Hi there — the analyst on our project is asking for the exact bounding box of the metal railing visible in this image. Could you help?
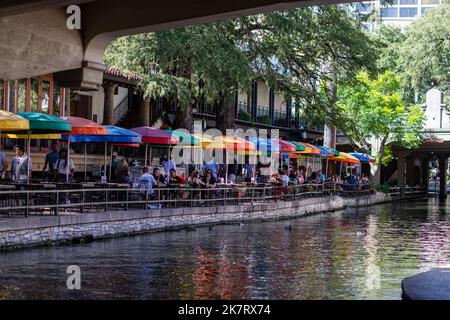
[113,95,129,124]
[0,183,429,218]
[388,185,426,197]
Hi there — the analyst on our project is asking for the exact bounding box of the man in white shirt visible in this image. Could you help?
[11,146,32,182]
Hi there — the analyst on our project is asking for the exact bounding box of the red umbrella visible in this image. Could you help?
[270,139,296,153]
[131,127,179,167]
[131,127,179,145]
[61,116,108,135]
[60,116,108,182]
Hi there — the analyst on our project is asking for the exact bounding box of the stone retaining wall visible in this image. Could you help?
[0,192,414,250]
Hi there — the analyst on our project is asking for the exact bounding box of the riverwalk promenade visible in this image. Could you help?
[0,183,428,250]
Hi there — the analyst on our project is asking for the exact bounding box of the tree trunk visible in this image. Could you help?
[173,102,193,131]
[372,139,387,185]
[216,91,235,133]
[173,53,194,131]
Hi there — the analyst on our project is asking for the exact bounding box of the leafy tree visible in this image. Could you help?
[105,23,255,131]
[106,6,378,133]
[337,71,425,184]
[242,6,377,134]
[375,5,450,104]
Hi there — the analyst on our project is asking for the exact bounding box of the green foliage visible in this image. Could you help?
[337,70,425,166]
[375,183,391,194]
[372,5,450,104]
[238,111,252,122]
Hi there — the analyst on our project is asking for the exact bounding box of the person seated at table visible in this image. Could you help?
[203,159,218,179]
[187,171,202,188]
[115,159,131,184]
[280,169,290,187]
[152,167,167,187]
[348,174,359,188]
[168,168,186,185]
[360,174,370,185]
[309,171,318,183]
[53,149,74,182]
[317,170,326,183]
[295,169,305,185]
[162,155,177,177]
[11,145,32,183]
[270,171,282,185]
[138,167,157,202]
[43,141,58,182]
[199,170,217,189]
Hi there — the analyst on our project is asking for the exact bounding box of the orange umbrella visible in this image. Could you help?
[330,152,360,164]
[215,135,256,151]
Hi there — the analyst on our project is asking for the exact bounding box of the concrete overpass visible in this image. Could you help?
[0,0,349,89]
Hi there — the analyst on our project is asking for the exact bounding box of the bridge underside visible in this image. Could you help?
[0,0,351,89]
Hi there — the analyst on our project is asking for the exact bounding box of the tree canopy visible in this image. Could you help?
[374,5,450,104]
[105,5,377,131]
[337,70,425,182]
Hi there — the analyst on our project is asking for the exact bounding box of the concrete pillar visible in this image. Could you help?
[439,156,448,199]
[324,125,337,148]
[140,97,150,127]
[103,83,116,125]
[397,155,406,195]
[421,157,429,191]
[64,88,71,117]
[405,156,416,186]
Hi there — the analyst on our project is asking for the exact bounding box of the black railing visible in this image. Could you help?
[256,105,270,124]
[0,182,422,218]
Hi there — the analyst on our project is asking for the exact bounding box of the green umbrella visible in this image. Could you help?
[287,141,307,152]
[13,112,72,181]
[18,112,72,134]
[321,145,340,156]
[166,129,200,146]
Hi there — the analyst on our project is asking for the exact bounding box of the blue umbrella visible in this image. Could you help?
[61,126,142,181]
[349,152,375,163]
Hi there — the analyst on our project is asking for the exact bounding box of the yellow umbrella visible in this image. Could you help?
[2,133,61,139]
[0,110,29,131]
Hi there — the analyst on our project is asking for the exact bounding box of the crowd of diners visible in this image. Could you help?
[0,143,370,197]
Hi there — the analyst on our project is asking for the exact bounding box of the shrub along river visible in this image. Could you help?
[1,198,449,299]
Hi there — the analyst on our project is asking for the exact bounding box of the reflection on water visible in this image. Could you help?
[1,198,450,300]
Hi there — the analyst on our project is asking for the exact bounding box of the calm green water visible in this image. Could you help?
[1,198,450,300]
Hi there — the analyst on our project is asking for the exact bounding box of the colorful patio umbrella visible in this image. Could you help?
[60,116,108,182]
[270,139,296,153]
[296,142,321,156]
[330,152,360,164]
[349,152,376,164]
[166,129,200,146]
[0,110,29,131]
[61,125,141,180]
[247,137,280,156]
[7,113,72,180]
[131,127,179,167]
[287,141,306,153]
[131,127,179,145]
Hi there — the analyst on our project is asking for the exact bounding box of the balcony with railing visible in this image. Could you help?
[274,109,287,127]
[236,102,251,121]
[256,105,270,124]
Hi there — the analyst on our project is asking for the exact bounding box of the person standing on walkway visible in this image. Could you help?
[0,149,8,181]
[11,145,32,183]
[53,149,74,182]
[43,142,58,181]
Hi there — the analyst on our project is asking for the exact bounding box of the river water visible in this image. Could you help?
[1,198,450,300]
